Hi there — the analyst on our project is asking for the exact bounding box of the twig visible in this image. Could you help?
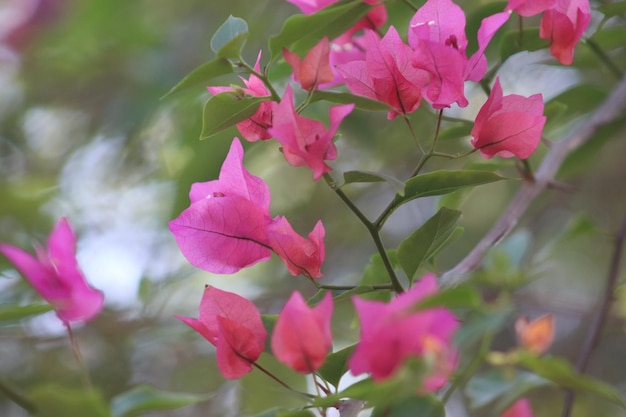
[560,217,626,417]
[440,75,626,286]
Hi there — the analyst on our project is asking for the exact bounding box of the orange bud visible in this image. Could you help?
[515,314,554,355]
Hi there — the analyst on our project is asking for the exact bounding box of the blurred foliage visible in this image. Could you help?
[0,0,625,416]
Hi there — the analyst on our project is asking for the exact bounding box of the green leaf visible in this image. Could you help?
[466,369,551,414]
[269,1,371,58]
[317,345,355,388]
[256,409,315,417]
[310,91,391,112]
[517,354,625,407]
[596,1,626,18]
[29,385,110,417]
[372,395,444,417]
[386,170,505,220]
[413,284,481,311]
[111,385,210,417]
[397,207,462,281]
[210,16,248,59]
[343,170,406,196]
[0,303,54,323]
[499,29,549,61]
[454,309,511,347]
[544,84,607,132]
[589,26,626,50]
[437,124,473,141]
[357,250,399,301]
[161,58,233,99]
[261,314,278,352]
[200,93,268,139]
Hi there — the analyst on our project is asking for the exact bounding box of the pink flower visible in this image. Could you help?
[285,0,388,88]
[269,84,353,180]
[0,218,104,324]
[169,138,273,274]
[540,0,590,65]
[338,26,429,119]
[471,77,546,159]
[177,286,267,379]
[271,291,333,373]
[267,217,325,278]
[408,0,470,108]
[170,138,326,277]
[408,0,512,107]
[284,37,334,91]
[349,274,458,388]
[207,51,273,141]
[506,0,590,65]
[500,398,536,417]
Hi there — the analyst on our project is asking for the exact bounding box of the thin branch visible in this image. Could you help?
[441,75,626,286]
[560,217,626,417]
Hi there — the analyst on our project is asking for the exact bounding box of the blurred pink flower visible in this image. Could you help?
[177,286,267,379]
[284,37,334,91]
[338,26,429,119]
[506,0,590,64]
[169,138,326,277]
[500,398,536,417]
[0,218,104,324]
[269,84,353,180]
[349,274,458,389]
[207,51,273,141]
[471,77,546,159]
[271,291,333,373]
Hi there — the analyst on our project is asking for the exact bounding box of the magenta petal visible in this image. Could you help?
[271,291,333,373]
[169,196,272,274]
[408,0,468,52]
[466,11,512,82]
[473,111,546,159]
[267,217,325,278]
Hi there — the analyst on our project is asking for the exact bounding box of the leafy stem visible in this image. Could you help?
[560,217,626,417]
[323,173,404,293]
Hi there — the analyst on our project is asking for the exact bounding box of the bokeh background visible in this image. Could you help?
[1,0,625,416]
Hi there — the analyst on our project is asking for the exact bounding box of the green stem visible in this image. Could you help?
[0,379,37,414]
[584,38,623,80]
[403,115,425,153]
[323,174,404,293]
[251,361,316,400]
[65,323,93,391]
[315,283,394,291]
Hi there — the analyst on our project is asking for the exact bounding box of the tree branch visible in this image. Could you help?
[560,216,626,417]
[441,76,626,286]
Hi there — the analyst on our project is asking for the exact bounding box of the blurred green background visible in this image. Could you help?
[1,0,625,416]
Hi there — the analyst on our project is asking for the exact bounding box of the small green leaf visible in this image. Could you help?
[343,170,406,196]
[589,26,626,50]
[200,93,268,139]
[210,16,248,59]
[413,284,481,311]
[310,91,391,112]
[0,303,54,323]
[372,395,444,417]
[596,1,626,18]
[261,314,278,353]
[161,58,233,99]
[111,385,210,417]
[358,250,399,301]
[317,345,355,388]
[466,369,551,413]
[386,170,505,221]
[29,385,110,417]
[517,354,625,407]
[499,29,549,61]
[269,1,371,58]
[437,124,473,141]
[454,309,511,347]
[397,208,463,281]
